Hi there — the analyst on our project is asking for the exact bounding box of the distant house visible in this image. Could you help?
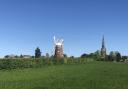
[4,54,31,59]
[22,55,31,59]
[4,54,17,59]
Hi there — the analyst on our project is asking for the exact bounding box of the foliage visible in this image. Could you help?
[81,53,88,58]
[116,52,121,62]
[35,47,41,58]
[0,57,95,70]
[0,59,35,69]
[81,52,100,61]
[108,51,122,62]
[122,56,128,62]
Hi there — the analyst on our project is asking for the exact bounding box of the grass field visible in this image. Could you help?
[0,61,128,89]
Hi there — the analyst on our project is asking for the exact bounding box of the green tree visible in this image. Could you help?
[109,51,116,61]
[46,53,49,58]
[95,50,101,60]
[81,53,88,58]
[63,54,68,58]
[116,52,121,62]
[109,51,121,62]
[35,47,41,58]
[122,56,127,62]
[31,56,35,58]
[15,55,19,58]
[20,54,23,58]
[4,55,9,59]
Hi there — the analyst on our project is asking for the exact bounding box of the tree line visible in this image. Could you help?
[81,50,128,62]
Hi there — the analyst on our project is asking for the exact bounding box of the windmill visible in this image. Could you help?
[53,36,64,59]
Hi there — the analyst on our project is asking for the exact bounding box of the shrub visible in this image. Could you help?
[0,59,35,69]
[0,57,92,70]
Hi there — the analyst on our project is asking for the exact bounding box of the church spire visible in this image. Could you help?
[102,35,105,48]
[101,35,106,60]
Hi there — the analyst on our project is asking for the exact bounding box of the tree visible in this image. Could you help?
[4,55,9,58]
[122,56,127,62]
[70,56,74,59]
[81,53,88,58]
[35,47,41,58]
[20,54,23,58]
[63,54,68,58]
[15,55,19,58]
[109,51,116,61]
[31,56,35,58]
[116,52,121,62]
[109,51,121,62]
[46,53,49,58]
[95,50,101,60]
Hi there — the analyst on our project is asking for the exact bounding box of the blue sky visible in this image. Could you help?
[0,0,128,57]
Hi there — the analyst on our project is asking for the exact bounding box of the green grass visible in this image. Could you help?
[0,61,128,89]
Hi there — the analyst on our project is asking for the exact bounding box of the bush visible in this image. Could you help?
[0,59,36,69]
[0,57,91,70]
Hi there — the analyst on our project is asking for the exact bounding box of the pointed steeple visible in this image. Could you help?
[101,35,106,59]
[102,35,105,48]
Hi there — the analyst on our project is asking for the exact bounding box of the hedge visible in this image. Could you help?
[0,58,90,69]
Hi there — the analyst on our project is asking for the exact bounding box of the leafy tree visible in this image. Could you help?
[20,54,23,58]
[63,54,68,58]
[109,51,121,62]
[122,56,127,62]
[88,53,97,60]
[35,47,41,58]
[109,51,116,61]
[116,52,121,62]
[95,50,101,60]
[81,53,88,58]
[15,55,19,58]
[31,56,35,58]
[46,53,49,58]
[70,56,74,59]
[4,55,9,58]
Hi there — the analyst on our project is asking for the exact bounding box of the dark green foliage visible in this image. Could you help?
[35,47,41,58]
[108,51,122,62]
[81,52,99,61]
[20,54,23,58]
[4,55,9,58]
[0,57,94,70]
[0,59,36,69]
[116,52,121,62]
[81,53,88,58]
[52,58,64,65]
[63,54,67,58]
[122,56,127,62]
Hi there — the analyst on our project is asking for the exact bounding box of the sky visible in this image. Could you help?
[0,0,128,57]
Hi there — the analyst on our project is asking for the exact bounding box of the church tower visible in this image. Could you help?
[101,36,106,59]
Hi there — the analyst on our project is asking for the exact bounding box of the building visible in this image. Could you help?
[55,44,63,59]
[22,55,31,59]
[101,36,107,59]
[4,54,17,59]
[54,36,64,59]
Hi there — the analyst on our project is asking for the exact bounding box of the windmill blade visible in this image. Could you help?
[61,39,64,44]
[53,36,56,44]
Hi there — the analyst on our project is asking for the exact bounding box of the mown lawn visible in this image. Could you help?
[0,61,128,89]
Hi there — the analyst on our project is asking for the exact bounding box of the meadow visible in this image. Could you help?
[0,61,128,89]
